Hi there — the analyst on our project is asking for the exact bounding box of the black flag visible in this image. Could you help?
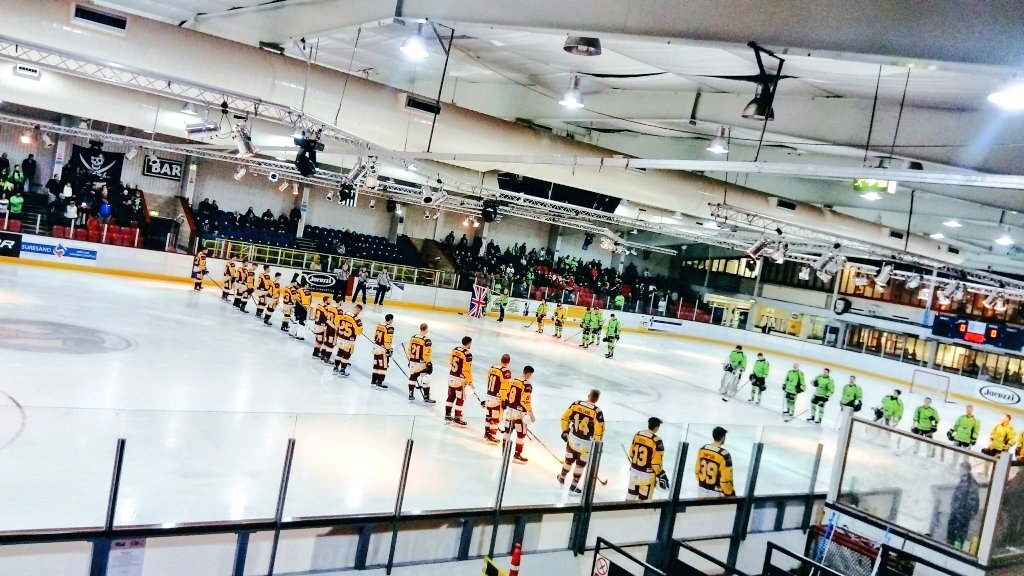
[65,143,125,190]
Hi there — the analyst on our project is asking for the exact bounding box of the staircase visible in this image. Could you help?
[416,238,456,271]
[397,235,427,268]
[18,192,52,235]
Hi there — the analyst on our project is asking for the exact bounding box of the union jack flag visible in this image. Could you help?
[469,284,488,318]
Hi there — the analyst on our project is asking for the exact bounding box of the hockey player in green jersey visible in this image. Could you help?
[748,353,769,404]
[911,397,940,438]
[720,345,747,399]
[782,363,806,416]
[808,368,835,424]
[604,314,621,358]
[875,390,904,427]
[579,308,594,348]
[839,375,863,413]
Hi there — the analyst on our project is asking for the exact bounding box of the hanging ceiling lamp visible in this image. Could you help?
[741,83,775,121]
[559,74,585,109]
[563,36,602,56]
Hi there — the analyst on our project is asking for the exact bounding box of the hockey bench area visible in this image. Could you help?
[1,255,1024,575]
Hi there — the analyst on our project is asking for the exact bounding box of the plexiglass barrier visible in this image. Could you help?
[837,418,996,557]
[0,410,830,535]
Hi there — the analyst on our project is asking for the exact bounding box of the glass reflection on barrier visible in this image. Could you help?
[992,461,1024,561]
[838,418,994,556]
[0,407,124,531]
[756,426,826,496]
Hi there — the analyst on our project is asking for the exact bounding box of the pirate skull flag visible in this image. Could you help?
[66,143,125,188]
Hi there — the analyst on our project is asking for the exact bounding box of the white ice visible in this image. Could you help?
[0,265,1007,532]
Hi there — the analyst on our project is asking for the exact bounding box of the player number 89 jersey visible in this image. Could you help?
[695,444,734,496]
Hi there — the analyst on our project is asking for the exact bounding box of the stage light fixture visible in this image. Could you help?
[325,190,333,202]
[233,166,247,181]
[268,171,279,182]
[559,74,585,109]
[433,210,441,220]
[232,122,257,157]
[995,296,1008,312]
[706,126,729,154]
[125,147,138,160]
[42,133,54,148]
[765,242,788,264]
[918,287,931,300]
[741,82,775,121]
[746,236,770,259]
[904,274,922,290]
[563,36,602,56]
[481,199,499,223]
[278,181,288,192]
[294,136,321,177]
[181,102,198,116]
[19,129,32,144]
[983,292,999,309]
[874,264,892,289]
[292,183,299,196]
[798,266,811,281]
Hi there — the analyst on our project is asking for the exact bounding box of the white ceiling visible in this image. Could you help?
[88,0,1024,261]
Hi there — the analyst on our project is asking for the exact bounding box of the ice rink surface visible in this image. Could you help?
[0,265,1008,531]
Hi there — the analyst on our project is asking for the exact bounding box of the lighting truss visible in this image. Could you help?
[0,35,375,154]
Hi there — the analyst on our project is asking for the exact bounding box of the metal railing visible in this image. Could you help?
[201,237,460,289]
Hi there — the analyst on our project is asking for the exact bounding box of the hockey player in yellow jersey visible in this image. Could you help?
[333,304,363,377]
[233,261,251,311]
[695,426,734,497]
[535,301,549,334]
[482,354,512,444]
[221,255,237,301]
[191,248,208,291]
[406,323,437,404]
[240,261,256,313]
[445,337,475,427]
[280,278,297,335]
[262,273,282,326]
[504,366,536,463]
[294,282,312,340]
[310,295,333,360]
[628,417,669,501]
[254,264,273,320]
[558,389,605,495]
[553,303,567,338]
[371,314,395,390]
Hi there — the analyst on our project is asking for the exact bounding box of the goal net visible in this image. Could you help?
[911,369,952,403]
[806,524,880,576]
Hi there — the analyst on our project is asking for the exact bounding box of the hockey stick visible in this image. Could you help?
[396,339,430,400]
[722,376,749,403]
[562,328,584,342]
[522,320,535,329]
[527,429,608,486]
[784,408,811,423]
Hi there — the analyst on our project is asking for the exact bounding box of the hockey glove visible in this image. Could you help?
[657,472,670,490]
[561,431,569,442]
[946,429,955,441]
[480,400,486,407]
[386,348,393,358]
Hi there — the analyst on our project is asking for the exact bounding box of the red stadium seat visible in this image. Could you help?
[87,230,100,243]
[52,225,65,238]
[74,229,87,241]
[9,219,21,233]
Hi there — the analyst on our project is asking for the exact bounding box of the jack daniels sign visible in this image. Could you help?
[63,141,125,192]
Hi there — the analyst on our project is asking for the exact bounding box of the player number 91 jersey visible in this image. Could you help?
[695,445,734,496]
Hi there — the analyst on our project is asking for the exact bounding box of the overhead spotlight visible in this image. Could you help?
[994,295,1008,312]
[874,264,892,289]
[918,287,931,300]
[481,199,499,223]
[395,205,403,216]
[904,274,922,290]
[472,218,480,228]
[42,133,54,148]
[745,259,758,273]
[952,283,966,301]
[432,210,441,220]
[812,245,843,283]
[706,126,729,154]
[267,171,279,182]
[798,266,811,281]
[292,183,299,196]
[563,36,602,56]
[559,74,585,109]
[364,163,379,190]
[185,120,219,135]
[386,199,397,213]
[400,24,429,60]
[765,242,788,264]
[463,217,470,227]
[421,181,445,205]
[745,236,770,259]
[125,147,138,160]
[233,166,247,181]
[983,292,1000,309]
[995,234,1015,246]
[181,102,198,116]
[423,211,432,220]
[232,122,257,157]
[278,181,289,192]
[325,189,333,202]
[290,127,304,140]
[19,129,32,145]
[741,82,775,121]
[940,281,959,300]
[368,199,376,209]
[988,84,1024,111]
[854,274,870,287]
[406,162,418,172]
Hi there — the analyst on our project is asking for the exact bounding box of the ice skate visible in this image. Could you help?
[512,453,528,463]
[452,417,468,428]
[568,485,582,495]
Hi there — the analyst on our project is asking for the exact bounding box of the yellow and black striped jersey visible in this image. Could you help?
[268,282,281,299]
[298,288,312,306]
[245,269,255,289]
[555,306,567,322]
[225,260,236,277]
[374,323,394,348]
[324,306,340,329]
[408,335,432,363]
[449,346,473,381]
[282,286,295,305]
[507,378,533,414]
[695,444,734,496]
[336,312,362,340]
[193,253,206,269]
[628,430,665,475]
[561,400,605,442]
[486,365,512,403]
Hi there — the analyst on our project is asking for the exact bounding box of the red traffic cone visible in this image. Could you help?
[509,543,522,576]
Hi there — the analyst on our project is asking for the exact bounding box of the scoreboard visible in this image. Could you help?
[931,314,1024,351]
